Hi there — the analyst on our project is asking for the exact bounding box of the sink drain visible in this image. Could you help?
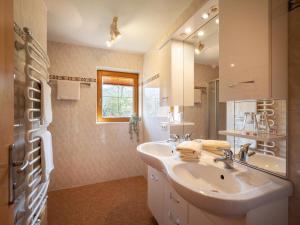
[220,174,225,180]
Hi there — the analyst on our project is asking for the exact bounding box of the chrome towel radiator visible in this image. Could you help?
[256,100,277,156]
[13,25,50,225]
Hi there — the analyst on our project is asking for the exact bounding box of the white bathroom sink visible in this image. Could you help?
[172,163,241,194]
[137,141,292,216]
[137,142,175,171]
[138,142,175,157]
[247,153,286,176]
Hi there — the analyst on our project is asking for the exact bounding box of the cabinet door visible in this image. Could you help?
[188,204,245,225]
[159,40,186,107]
[219,0,270,102]
[183,43,194,106]
[164,183,188,225]
[148,167,165,225]
[159,42,171,106]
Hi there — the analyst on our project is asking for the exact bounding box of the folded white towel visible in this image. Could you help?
[57,80,80,100]
[176,141,202,152]
[39,131,54,182]
[180,156,200,162]
[41,78,52,126]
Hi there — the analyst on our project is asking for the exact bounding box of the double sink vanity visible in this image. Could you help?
[139,0,291,224]
[137,142,292,225]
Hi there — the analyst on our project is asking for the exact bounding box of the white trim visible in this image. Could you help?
[96,66,141,75]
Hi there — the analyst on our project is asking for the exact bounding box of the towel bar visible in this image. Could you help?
[13,24,50,225]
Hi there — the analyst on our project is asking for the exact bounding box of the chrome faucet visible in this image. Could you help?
[167,134,180,143]
[183,133,192,141]
[238,143,255,162]
[214,148,234,169]
[167,133,192,143]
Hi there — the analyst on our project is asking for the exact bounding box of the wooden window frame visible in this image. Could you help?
[97,70,138,122]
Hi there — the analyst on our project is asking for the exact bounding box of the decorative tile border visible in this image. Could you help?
[141,73,159,86]
[49,74,96,83]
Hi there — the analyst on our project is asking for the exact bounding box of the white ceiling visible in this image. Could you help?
[45,0,193,53]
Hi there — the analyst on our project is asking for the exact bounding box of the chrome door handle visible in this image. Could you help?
[9,144,16,204]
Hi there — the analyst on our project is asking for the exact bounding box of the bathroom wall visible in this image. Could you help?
[47,41,145,191]
[288,7,300,225]
[14,0,47,50]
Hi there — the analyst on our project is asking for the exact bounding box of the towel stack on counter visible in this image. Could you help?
[201,140,231,156]
[176,141,202,162]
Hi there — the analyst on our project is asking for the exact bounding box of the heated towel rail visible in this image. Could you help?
[256,100,277,156]
[13,25,50,225]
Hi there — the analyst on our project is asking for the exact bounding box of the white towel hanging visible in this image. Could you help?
[41,78,52,126]
[39,130,54,182]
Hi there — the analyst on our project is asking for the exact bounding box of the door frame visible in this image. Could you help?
[0,0,14,224]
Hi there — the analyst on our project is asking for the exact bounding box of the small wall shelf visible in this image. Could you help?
[218,130,286,142]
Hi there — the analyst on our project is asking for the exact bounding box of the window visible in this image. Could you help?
[97,70,138,122]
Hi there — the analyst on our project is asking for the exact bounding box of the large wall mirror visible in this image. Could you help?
[181,14,287,177]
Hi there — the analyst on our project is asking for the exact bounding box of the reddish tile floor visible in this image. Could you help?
[48,176,158,225]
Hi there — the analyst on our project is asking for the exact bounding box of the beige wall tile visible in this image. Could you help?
[47,41,145,191]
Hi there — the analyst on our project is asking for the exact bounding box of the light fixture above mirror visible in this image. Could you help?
[106,16,122,47]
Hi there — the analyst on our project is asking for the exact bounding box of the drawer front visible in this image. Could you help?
[164,183,188,225]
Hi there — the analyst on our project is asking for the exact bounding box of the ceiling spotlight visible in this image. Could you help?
[106,40,112,47]
[201,13,209,19]
[185,27,192,34]
[116,33,122,40]
[106,16,122,47]
[215,18,219,24]
[198,31,204,36]
[195,42,205,55]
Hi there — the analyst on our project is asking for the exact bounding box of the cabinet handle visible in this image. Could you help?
[150,174,159,182]
[170,192,180,204]
[168,210,180,225]
[150,174,155,180]
[228,80,255,88]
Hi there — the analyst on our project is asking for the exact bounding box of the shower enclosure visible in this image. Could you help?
[207,79,226,140]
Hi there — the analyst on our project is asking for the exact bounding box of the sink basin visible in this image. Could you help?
[247,153,286,176]
[138,142,174,157]
[137,142,175,171]
[168,160,291,216]
[172,163,240,194]
[137,141,292,216]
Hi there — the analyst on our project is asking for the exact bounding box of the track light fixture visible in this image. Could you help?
[195,42,205,55]
[106,16,122,47]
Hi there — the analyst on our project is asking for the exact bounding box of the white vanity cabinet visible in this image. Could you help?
[219,0,288,102]
[159,40,194,106]
[147,165,288,225]
[148,167,165,225]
